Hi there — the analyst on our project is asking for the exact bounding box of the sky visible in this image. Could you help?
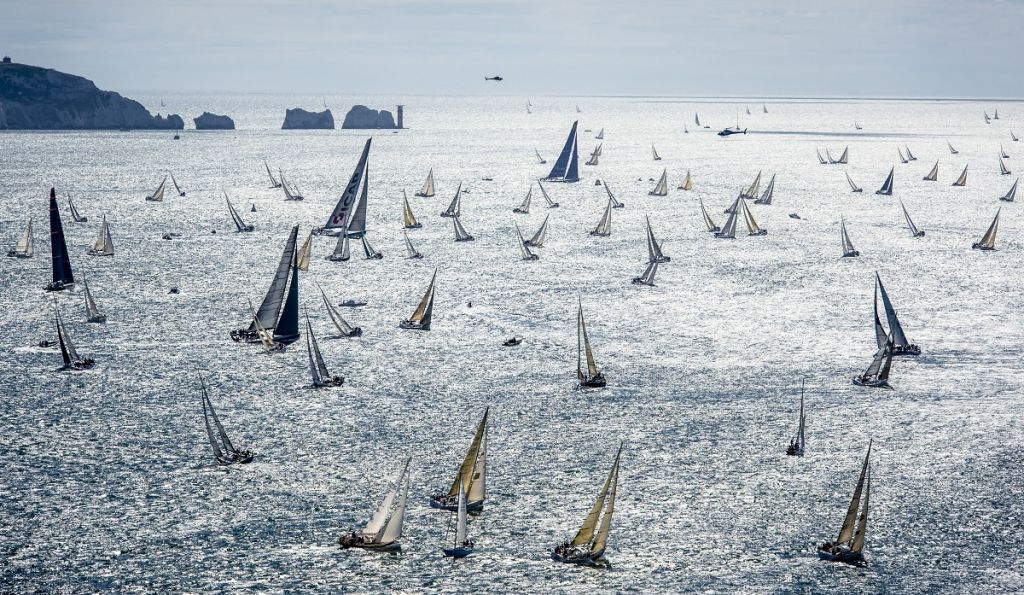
[2,0,1021,98]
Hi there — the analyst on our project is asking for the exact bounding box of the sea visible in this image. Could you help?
[1,94,1022,593]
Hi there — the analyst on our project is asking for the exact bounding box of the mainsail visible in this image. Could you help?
[264,160,281,188]
[416,168,436,197]
[513,187,532,214]
[923,161,939,181]
[526,214,549,247]
[974,209,1000,250]
[1000,177,1019,202]
[545,121,580,182]
[225,192,253,232]
[952,165,968,187]
[272,241,301,344]
[322,138,371,235]
[678,170,693,191]
[900,201,924,236]
[88,215,114,256]
[875,167,894,195]
[754,174,776,205]
[8,217,33,257]
[590,198,613,236]
[441,183,462,218]
[648,169,669,196]
[840,217,858,257]
[47,188,75,289]
[249,226,299,333]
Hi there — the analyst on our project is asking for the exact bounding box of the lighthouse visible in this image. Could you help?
[396,105,404,129]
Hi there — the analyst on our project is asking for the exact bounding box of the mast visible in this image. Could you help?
[322,138,371,234]
[47,188,75,288]
[545,121,580,182]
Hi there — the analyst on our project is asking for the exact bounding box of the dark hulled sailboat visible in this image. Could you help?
[545,121,580,183]
[230,226,299,343]
[875,274,921,356]
[818,442,871,566]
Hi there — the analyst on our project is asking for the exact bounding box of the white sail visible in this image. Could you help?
[362,459,409,537]
[454,481,469,545]
[652,145,661,161]
[416,168,436,197]
[678,170,693,191]
[836,147,849,164]
[840,216,857,256]
[88,216,114,256]
[403,230,421,258]
[754,174,775,205]
[699,199,719,232]
[375,477,409,544]
[9,217,33,257]
[923,161,939,181]
[535,149,547,164]
[515,223,538,260]
[975,209,1000,249]
[648,169,668,196]
[952,165,968,187]
[526,214,549,247]
[1000,178,1019,202]
[538,181,558,208]
[947,141,959,154]
[147,177,167,202]
[590,198,613,236]
[740,171,762,199]
[452,215,473,241]
[604,183,622,207]
[741,199,764,235]
[513,187,532,213]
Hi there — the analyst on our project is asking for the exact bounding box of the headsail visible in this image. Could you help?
[47,188,75,288]
[322,138,371,235]
[272,241,301,344]
[248,226,298,332]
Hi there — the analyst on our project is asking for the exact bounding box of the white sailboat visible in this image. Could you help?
[854,338,894,389]
[145,176,167,202]
[200,378,253,465]
[631,260,658,286]
[318,284,362,337]
[576,300,606,388]
[452,215,475,242]
[585,143,601,166]
[835,147,849,165]
[83,278,106,323]
[652,145,662,161]
[55,306,94,370]
[1011,130,1019,142]
[898,147,908,164]
[403,230,423,259]
[442,481,474,558]
[595,128,604,140]
[552,444,622,565]
[900,201,925,237]
[699,199,721,233]
[399,269,436,330]
[648,169,669,196]
[972,209,1000,251]
[7,217,33,258]
[87,215,114,256]
[589,198,613,237]
[739,171,762,199]
[818,442,872,566]
[840,216,859,257]
[999,155,1011,176]
[1000,145,1010,159]
[846,170,864,193]
[305,313,344,387]
[281,172,304,201]
[999,177,1019,202]
[525,214,549,247]
[339,458,411,551]
[67,194,88,222]
[740,198,766,236]
[430,409,488,511]
[786,382,806,456]
[515,222,539,261]
[441,183,462,217]
[952,165,968,187]
[923,161,939,182]
[947,140,959,154]
[754,174,776,205]
[416,168,436,197]
[816,149,827,165]
[402,190,421,229]
[904,146,917,161]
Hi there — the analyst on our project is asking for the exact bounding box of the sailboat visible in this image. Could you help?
[825,148,836,164]
[576,104,581,113]
[699,199,721,233]
[1012,130,1019,142]
[923,161,939,181]
[846,171,863,193]
[86,215,114,257]
[403,230,423,259]
[763,104,768,114]
[947,140,959,154]
[754,174,776,205]
[972,209,1000,251]
[604,183,624,208]
[715,205,738,239]
[818,442,872,566]
[999,155,1011,176]
[67,194,88,222]
[264,160,282,188]
[452,215,475,242]
[80,278,106,324]
[399,269,436,330]
[513,222,539,261]
[596,128,604,140]
[875,274,921,356]
[645,216,670,262]
[649,170,669,196]
[900,201,925,237]
[248,299,284,352]
[786,382,806,456]
[840,216,859,257]
[513,187,532,214]
[590,198,613,237]
[695,113,702,127]
[230,226,299,343]
[816,149,827,165]
[652,145,662,161]
[525,215,549,247]
[552,444,622,565]
[318,284,362,337]
[225,192,254,232]
[739,171,762,200]
[585,144,601,166]
[544,121,581,183]
[55,306,94,370]
[305,313,344,387]
[875,167,894,195]
[145,176,167,202]
[538,180,559,208]
[526,102,532,114]
[7,217,33,258]
[430,409,488,511]
[441,183,462,217]
[904,146,917,161]
[999,177,1019,202]
[416,168,436,197]
[1000,145,1010,159]
[361,235,383,259]
[171,173,186,197]
[994,108,1000,120]
[201,379,253,464]
[327,223,351,262]
[442,481,474,558]
[631,260,658,286]
[532,148,547,165]
[45,188,75,291]
[853,338,894,389]
[854,121,863,130]
[684,123,689,134]
[835,147,849,165]
[315,139,371,237]
[897,147,908,164]
[296,231,314,271]
[281,173,304,201]
[678,170,693,191]
[746,106,751,115]
[576,299,606,388]
[985,111,992,124]
[401,190,422,229]
[952,165,968,186]
[339,458,411,551]
[741,199,767,236]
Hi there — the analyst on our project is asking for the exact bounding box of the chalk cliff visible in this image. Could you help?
[281,108,334,129]
[341,105,399,129]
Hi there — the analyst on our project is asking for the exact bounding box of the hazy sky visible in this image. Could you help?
[2,0,1021,98]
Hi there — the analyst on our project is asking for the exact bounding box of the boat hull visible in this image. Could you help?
[45,281,75,292]
[748,230,768,236]
[842,251,860,258]
[429,496,484,512]
[339,535,401,552]
[852,377,891,389]
[442,546,473,558]
[818,547,865,566]
[972,243,997,251]
[405,223,423,229]
[579,375,606,388]
[631,278,653,286]
[314,376,345,388]
[399,320,430,331]
[7,251,31,258]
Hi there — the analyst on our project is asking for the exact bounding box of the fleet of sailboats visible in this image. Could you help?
[430,409,488,511]
[552,444,621,565]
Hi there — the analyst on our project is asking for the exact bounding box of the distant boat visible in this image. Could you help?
[230,226,299,343]
[171,173,186,197]
[225,192,254,232]
[947,140,959,155]
[818,442,871,565]
[327,223,351,262]
[145,176,167,202]
[399,269,437,331]
[699,199,721,233]
[875,167,894,195]
[952,165,968,187]
[840,216,859,257]
[535,149,547,165]
[526,102,532,114]
[897,147,908,164]
[441,183,463,217]
[904,146,917,161]
[67,194,88,222]
[339,458,411,551]
[442,480,474,559]
[900,201,925,237]
[763,104,768,114]
[648,169,669,196]
[545,121,581,183]
[576,300,606,388]
[552,444,621,565]
[403,230,423,259]
[695,113,702,127]
[1000,145,1010,159]
[361,235,383,259]
[604,182,624,208]
[746,106,751,115]
[985,111,992,124]
[999,177,1019,202]
[739,171,762,200]
[994,108,1000,120]
[318,284,362,337]
[846,170,863,193]
[7,217,33,258]
[576,104,581,113]
[80,277,106,324]
[596,128,604,140]
[999,155,1011,176]
[923,161,939,182]
[684,124,689,134]
[430,409,488,511]
[678,170,693,191]
[715,204,738,239]
[264,160,282,188]
[87,215,114,256]
[972,209,1000,251]
[875,273,921,356]
[835,147,849,165]
[786,382,806,456]
[402,190,421,229]
[296,231,314,271]
[645,215,670,262]
[754,174,776,205]
[631,260,658,286]
[538,180,559,208]
[741,199,767,236]
[825,148,836,164]
[525,214,549,247]
[854,336,894,389]
[416,168,436,197]
[515,222,539,261]
[280,172,304,201]
[513,187,533,214]
[200,379,252,464]
[45,188,75,292]
[452,215,475,242]
[305,313,344,387]
[816,149,827,165]
[854,121,863,130]
[55,306,94,370]
[585,144,601,166]
[1012,130,1019,142]
[652,145,662,161]
[590,197,613,237]
[251,203,257,213]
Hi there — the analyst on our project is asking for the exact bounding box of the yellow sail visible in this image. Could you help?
[682,170,692,191]
[571,445,622,549]
[592,457,620,554]
[402,191,418,227]
[409,270,437,323]
[447,409,489,497]
[851,467,870,553]
[296,231,313,271]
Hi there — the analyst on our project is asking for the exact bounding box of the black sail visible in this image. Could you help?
[48,188,74,287]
